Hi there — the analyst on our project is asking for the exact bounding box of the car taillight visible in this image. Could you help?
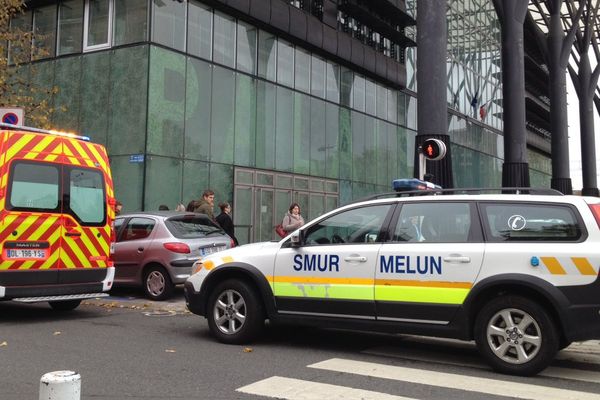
[589,204,600,229]
[163,242,191,254]
[230,238,236,248]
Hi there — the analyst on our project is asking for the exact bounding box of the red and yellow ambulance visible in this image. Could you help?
[0,123,115,310]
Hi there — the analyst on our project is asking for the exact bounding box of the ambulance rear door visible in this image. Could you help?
[1,131,66,276]
[59,138,111,271]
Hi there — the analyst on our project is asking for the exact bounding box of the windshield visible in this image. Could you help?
[165,215,224,239]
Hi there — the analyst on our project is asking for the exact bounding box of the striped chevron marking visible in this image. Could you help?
[308,358,600,400]
[236,376,415,400]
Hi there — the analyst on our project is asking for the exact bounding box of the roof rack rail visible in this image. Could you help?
[355,187,564,202]
[0,122,90,142]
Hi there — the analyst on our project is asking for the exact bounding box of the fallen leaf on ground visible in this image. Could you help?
[243,347,253,353]
[0,341,7,347]
[53,331,61,336]
[165,349,176,353]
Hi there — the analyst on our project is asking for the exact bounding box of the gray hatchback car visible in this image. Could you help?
[112,212,233,300]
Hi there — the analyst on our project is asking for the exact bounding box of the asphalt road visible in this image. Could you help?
[2,288,600,400]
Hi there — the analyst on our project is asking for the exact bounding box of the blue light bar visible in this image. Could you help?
[392,178,442,192]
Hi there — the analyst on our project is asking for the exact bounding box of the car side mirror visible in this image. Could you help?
[290,230,303,248]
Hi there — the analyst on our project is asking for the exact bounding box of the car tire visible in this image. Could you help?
[143,265,173,301]
[474,295,559,376]
[207,279,265,344]
[49,300,82,311]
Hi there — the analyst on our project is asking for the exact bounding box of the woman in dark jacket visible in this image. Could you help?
[216,202,239,246]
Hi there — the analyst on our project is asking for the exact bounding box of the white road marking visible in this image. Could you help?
[236,376,416,400]
[365,345,600,384]
[309,358,600,400]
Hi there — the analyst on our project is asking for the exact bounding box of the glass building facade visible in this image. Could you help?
[13,0,551,243]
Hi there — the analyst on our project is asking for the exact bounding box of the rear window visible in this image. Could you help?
[165,215,224,239]
[481,203,582,242]
[8,161,60,211]
[68,167,105,225]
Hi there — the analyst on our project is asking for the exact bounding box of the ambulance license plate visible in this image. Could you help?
[4,241,49,259]
[6,249,47,259]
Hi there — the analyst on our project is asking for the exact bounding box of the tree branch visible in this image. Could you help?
[561,0,586,66]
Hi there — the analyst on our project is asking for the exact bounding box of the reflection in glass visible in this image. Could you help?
[33,5,57,60]
[86,0,111,48]
[237,21,257,74]
[294,48,311,93]
[188,1,212,60]
[213,12,236,67]
[277,40,294,87]
[58,0,83,55]
[152,0,186,51]
[114,0,147,46]
[258,30,277,81]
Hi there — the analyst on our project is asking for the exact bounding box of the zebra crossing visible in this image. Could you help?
[236,340,600,399]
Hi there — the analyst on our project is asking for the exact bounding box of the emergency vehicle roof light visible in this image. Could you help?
[392,178,442,192]
[0,122,90,142]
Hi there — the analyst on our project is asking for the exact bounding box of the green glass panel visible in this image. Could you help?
[275,86,294,172]
[376,85,387,120]
[310,179,324,192]
[351,112,365,183]
[188,1,212,60]
[110,155,145,212]
[364,117,377,184]
[256,81,276,169]
[276,175,293,189]
[210,66,235,163]
[352,74,365,113]
[326,62,340,103]
[52,56,81,132]
[80,52,110,145]
[237,21,257,74]
[258,30,277,81]
[325,103,339,179]
[185,57,211,161]
[235,169,254,185]
[152,0,186,51]
[293,92,310,175]
[340,67,353,107]
[9,10,32,65]
[114,0,148,46]
[294,177,309,190]
[325,181,338,193]
[209,163,234,210]
[234,74,257,167]
[58,0,83,56]
[257,172,274,186]
[311,54,326,98]
[386,123,399,183]
[338,108,352,180]
[148,46,185,157]
[365,79,376,116]
[30,61,54,110]
[310,97,326,177]
[182,159,209,207]
[213,12,236,68]
[375,120,388,186]
[144,155,182,211]
[277,40,294,87]
[108,45,148,155]
[294,48,310,93]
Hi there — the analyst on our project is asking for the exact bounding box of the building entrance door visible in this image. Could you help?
[233,168,339,244]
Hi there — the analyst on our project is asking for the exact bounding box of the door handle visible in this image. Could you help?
[344,256,367,262]
[443,255,471,263]
[65,230,81,237]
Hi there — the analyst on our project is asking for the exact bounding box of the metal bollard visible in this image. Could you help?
[39,370,81,400]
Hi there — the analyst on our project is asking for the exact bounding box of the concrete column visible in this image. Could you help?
[577,51,599,196]
[414,0,453,188]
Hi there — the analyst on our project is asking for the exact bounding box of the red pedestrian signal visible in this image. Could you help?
[421,139,446,161]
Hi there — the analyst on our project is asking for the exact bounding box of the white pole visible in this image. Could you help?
[39,371,81,400]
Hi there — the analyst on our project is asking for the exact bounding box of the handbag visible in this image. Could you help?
[275,224,287,238]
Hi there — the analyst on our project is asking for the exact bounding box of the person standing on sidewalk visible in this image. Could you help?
[194,189,216,221]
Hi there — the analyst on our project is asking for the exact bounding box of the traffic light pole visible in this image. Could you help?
[418,150,426,181]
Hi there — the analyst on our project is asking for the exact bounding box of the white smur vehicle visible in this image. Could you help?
[185,187,600,376]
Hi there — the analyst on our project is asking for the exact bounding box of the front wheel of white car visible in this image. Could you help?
[207,279,264,344]
[474,295,558,376]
